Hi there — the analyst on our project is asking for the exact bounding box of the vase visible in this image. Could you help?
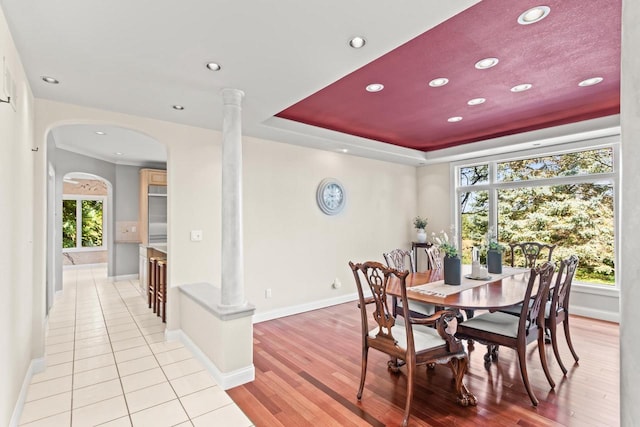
[443,256,461,285]
[416,228,427,243]
[487,250,502,274]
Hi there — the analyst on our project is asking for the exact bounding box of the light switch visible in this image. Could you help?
[190,230,203,241]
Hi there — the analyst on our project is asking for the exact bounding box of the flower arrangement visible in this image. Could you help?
[432,229,459,258]
[413,216,428,230]
[485,226,505,252]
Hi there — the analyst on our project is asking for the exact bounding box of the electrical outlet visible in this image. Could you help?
[190,230,203,241]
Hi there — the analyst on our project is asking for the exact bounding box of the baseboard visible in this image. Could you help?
[165,329,255,390]
[571,306,620,323]
[252,292,359,324]
[10,357,46,427]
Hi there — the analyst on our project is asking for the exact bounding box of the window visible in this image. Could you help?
[62,197,106,250]
[455,142,617,287]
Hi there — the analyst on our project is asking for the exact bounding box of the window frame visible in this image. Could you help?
[450,134,620,289]
[62,194,108,252]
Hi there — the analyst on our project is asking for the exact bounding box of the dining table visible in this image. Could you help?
[387,265,535,311]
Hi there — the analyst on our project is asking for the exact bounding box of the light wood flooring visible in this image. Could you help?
[228,303,619,426]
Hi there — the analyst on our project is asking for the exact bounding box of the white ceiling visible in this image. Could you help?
[2,0,482,165]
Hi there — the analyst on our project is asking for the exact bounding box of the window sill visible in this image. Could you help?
[573,282,619,298]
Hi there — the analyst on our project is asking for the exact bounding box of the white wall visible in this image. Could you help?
[0,6,37,426]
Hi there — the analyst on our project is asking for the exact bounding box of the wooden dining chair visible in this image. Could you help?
[547,255,580,374]
[349,261,476,426]
[508,242,556,268]
[425,245,443,270]
[383,249,436,318]
[455,262,556,406]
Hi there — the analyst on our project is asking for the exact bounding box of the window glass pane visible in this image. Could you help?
[459,164,488,186]
[81,200,103,247]
[497,148,613,182]
[460,190,488,264]
[62,200,77,248]
[498,183,614,285]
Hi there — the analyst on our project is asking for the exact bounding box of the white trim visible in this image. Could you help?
[165,329,255,390]
[252,292,359,324]
[571,307,619,323]
[9,358,46,427]
[573,283,620,298]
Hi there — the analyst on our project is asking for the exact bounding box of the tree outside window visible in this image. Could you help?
[62,198,104,250]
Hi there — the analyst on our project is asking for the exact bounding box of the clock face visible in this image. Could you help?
[317,178,346,215]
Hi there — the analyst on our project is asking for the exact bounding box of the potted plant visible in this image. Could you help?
[413,216,428,243]
[485,227,505,274]
[433,230,461,285]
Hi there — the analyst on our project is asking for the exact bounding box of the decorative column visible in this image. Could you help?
[220,88,246,308]
[621,0,640,425]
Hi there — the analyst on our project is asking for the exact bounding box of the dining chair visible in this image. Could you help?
[383,249,436,318]
[508,242,556,268]
[546,255,580,374]
[349,261,476,426]
[425,245,443,270]
[455,262,556,406]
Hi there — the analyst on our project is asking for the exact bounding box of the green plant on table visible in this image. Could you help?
[432,229,459,258]
[413,216,428,230]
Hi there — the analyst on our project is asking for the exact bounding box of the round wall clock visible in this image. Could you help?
[316,178,346,215]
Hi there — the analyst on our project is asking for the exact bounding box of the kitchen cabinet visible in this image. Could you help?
[138,168,167,246]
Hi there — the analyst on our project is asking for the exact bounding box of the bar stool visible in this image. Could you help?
[155,259,167,323]
[147,257,158,312]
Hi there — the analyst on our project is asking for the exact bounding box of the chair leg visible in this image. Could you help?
[549,321,568,375]
[402,359,414,427]
[357,347,368,400]
[538,331,555,389]
[563,317,580,363]
[516,345,538,406]
[449,357,477,406]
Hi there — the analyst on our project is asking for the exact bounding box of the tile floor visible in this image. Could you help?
[19,266,254,427]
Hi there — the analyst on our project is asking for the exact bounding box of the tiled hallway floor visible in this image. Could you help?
[19,266,253,426]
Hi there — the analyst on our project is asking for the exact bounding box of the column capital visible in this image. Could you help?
[221,88,245,106]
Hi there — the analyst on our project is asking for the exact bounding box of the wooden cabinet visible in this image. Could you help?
[139,168,167,246]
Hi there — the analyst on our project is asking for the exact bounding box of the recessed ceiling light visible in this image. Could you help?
[365,83,384,92]
[475,57,499,70]
[95,131,106,135]
[448,116,463,123]
[467,98,486,106]
[518,6,551,25]
[349,37,366,49]
[429,77,449,87]
[206,62,221,71]
[41,76,59,84]
[172,105,185,110]
[511,83,533,92]
[578,77,603,87]
[114,152,124,156]
[340,148,349,153]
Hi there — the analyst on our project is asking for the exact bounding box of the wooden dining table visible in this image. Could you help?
[387,266,535,311]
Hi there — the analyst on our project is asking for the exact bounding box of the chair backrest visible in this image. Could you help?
[518,262,555,340]
[425,245,443,270]
[509,242,556,268]
[383,249,415,273]
[349,261,413,355]
[551,255,579,317]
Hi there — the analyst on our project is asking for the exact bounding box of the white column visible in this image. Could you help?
[621,0,640,425]
[220,88,246,308]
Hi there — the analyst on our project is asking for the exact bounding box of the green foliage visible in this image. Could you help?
[432,230,459,258]
[62,200,77,248]
[460,148,615,285]
[62,199,103,249]
[413,216,428,230]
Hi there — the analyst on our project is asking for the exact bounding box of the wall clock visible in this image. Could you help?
[316,178,346,215]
